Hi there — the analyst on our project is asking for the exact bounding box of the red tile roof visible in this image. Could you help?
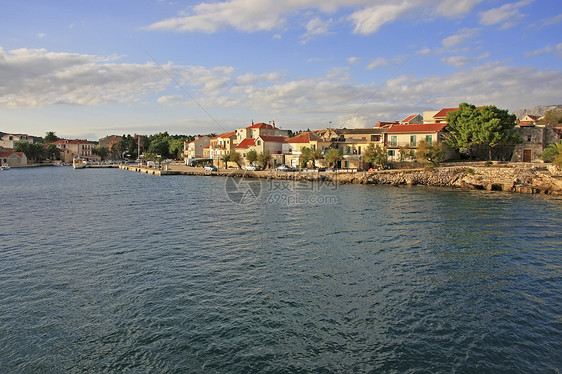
[386,123,447,133]
[401,114,420,123]
[286,132,322,143]
[433,107,459,118]
[212,131,236,139]
[0,150,24,157]
[235,138,256,148]
[247,122,273,129]
[374,121,398,128]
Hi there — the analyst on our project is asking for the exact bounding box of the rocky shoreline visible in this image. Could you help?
[122,163,562,195]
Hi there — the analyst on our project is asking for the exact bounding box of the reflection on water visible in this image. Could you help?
[0,167,561,372]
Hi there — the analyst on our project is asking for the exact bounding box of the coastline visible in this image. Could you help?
[120,163,562,195]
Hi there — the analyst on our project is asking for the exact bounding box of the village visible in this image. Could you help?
[2,105,561,172]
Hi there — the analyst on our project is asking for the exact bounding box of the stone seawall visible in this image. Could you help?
[122,164,562,195]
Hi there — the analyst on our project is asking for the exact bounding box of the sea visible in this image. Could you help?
[1,166,561,373]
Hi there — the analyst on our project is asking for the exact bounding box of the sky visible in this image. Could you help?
[1,0,561,140]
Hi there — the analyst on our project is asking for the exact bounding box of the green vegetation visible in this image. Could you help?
[465,167,475,175]
[363,143,388,169]
[228,151,242,167]
[92,146,109,160]
[257,150,271,169]
[246,150,258,165]
[220,153,230,168]
[14,141,47,163]
[541,141,562,167]
[414,140,444,167]
[324,148,343,169]
[300,147,312,168]
[445,103,519,160]
[537,110,562,126]
[44,131,59,144]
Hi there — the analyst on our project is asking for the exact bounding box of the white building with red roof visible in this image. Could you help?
[184,135,211,165]
[384,123,454,161]
[0,149,27,167]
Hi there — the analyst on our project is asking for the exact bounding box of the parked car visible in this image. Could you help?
[204,164,218,171]
[276,164,294,172]
[245,164,262,171]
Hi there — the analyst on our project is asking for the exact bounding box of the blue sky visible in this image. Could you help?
[1,0,561,140]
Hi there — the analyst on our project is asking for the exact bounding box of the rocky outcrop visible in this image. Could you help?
[514,104,562,119]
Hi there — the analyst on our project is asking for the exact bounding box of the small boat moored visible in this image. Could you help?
[72,158,88,169]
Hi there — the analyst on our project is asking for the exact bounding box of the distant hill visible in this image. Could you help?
[514,104,562,119]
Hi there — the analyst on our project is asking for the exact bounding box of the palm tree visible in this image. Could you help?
[324,148,343,169]
[310,148,323,169]
[541,141,562,167]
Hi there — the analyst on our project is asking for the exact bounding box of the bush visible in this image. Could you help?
[466,167,475,175]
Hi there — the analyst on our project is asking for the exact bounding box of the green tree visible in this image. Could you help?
[363,143,388,168]
[229,151,242,167]
[220,153,230,168]
[246,150,258,165]
[324,148,343,169]
[148,139,169,158]
[15,141,45,163]
[414,140,444,167]
[92,146,109,160]
[541,141,562,167]
[300,147,312,169]
[45,143,61,161]
[537,110,562,126]
[257,150,271,169]
[168,138,185,159]
[44,131,59,144]
[310,148,323,168]
[445,103,519,160]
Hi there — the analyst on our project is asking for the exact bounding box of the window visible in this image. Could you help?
[257,140,261,145]
[410,135,417,147]
[371,135,381,142]
[426,135,432,143]
[527,135,532,142]
[388,150,395,156]
[390,136,397,147]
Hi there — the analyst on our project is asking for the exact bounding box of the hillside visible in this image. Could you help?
[514,104,562,119]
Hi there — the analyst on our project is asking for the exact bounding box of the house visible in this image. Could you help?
[511,125,562,162]
[384,123,455,161]
[283,131,331,168]
[209,131,236,167]
[0,149,27,167]
[234,121,289,143]
[235,135,287,167]
[54,139,99,163]
[0,133,35,148]
[518,115,542,127]
[374,121,399,128]
[98,135,122,149]
[184,135,211,165]
[400,114,423,124]
[313,128,344,142]
[336,128,388,170]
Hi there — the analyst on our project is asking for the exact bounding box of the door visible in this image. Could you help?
[523,149,531,162]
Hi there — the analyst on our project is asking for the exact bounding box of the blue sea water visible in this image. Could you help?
[0,167,561,373]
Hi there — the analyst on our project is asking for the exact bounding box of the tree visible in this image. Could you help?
[45,144,61,161]
[246,150,258,165]
[92,146,109,160]
[220,153,230,168]
[538,110,562,126]
[168,138,185,159]
[310,148,323,168]
[257,150,271,169]
[414,140,444,167]
[541,141,562,167]
[363,143,388,169]
[148,139,169,158]
[324,148,343,169]
[229,151,242,167]
[300,147,312,169]
[14,141,45,163]
[44,131,59,144]
[445,103,519,160]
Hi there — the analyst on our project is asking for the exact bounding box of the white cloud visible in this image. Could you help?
[301,17,333,44]
[36,33,47,38]
[441,52,489,67]
[146,0,482,35]
[365,57,403,70]
[442,27,479,47]
[525,43,562,58]
[480,0,533,29]
[347,57,361,64]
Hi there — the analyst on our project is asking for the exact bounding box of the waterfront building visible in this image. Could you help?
[54,139,99,163]
[0,149,27,167]
[0,133,35,149]
[184,135,211,165]
[384,123,456,162]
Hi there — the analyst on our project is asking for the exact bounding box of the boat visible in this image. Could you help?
[72,158,88,169]
[1,164,10,170]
